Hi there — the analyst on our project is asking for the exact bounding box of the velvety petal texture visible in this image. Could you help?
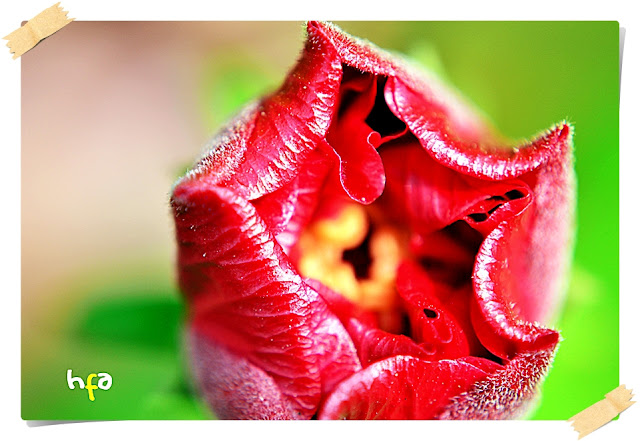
[173,184,361,418]
[171,21,574,420]
[318,355,500,420]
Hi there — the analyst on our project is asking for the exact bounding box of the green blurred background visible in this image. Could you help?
[22,21,618,420]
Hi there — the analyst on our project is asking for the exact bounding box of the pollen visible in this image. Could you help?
[311,202,369,249]
[297,202,408,311]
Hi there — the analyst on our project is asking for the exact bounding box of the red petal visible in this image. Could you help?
[309,278,443,366]
[438,349,556,419]
[177,22,343,201]
[251,176,300,236]
[325,73,386,204]
[308,22,398,77]
[306,278,378,329]
[252,148,332,253]
[396,262,471,359]
[386,74,572,181]
[172,184,360,418]
[379,139,533,236]
[189,324,294,419]
[318,355,500,419]
[346,318,436,366]
[470,125,574,353]
[471,218,560,360]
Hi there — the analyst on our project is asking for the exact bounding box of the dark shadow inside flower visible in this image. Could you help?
[365,76,407,139]
[341,230,373,280]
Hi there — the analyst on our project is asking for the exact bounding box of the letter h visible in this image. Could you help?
[67,369,85,389]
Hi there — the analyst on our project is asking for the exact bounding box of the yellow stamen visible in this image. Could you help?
[311,203,369,249]
[369,226,404,283]
[359,279,395,310]
[297,203,407,313]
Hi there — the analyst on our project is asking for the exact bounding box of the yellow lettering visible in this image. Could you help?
[86,374,98,402]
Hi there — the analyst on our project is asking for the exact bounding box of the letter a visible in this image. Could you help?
[97,373,112,390]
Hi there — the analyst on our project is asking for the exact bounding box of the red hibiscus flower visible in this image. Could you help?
[171,21,574,420]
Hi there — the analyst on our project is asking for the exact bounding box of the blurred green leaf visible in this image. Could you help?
[76,296,184,351]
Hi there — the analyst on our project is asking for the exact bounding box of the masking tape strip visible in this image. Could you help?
[3,2,74,59]
[568,385,635,439]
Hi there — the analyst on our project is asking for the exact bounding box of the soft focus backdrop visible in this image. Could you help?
[22,21,619,420]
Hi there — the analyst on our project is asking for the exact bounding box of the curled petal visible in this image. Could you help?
[438,349,556,419]
[400,260,490,358]
[308,21,398,76]
[471,219,560,360]
[379,140,532,236]
[471,124,575,336]
[318,355,500,419]
[468,133,573,359]
[386,75,572,181]
[325,73,386,204]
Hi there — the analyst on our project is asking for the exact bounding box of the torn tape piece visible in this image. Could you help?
[3,2,74,59]
[568,385,635,439]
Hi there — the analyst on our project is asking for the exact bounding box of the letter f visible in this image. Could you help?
[86,374,98,401]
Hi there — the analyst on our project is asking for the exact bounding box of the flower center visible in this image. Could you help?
[297,202,409,313]
[290,67,504,355]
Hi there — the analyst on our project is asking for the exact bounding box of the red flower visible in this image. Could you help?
[171,22,574,420]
